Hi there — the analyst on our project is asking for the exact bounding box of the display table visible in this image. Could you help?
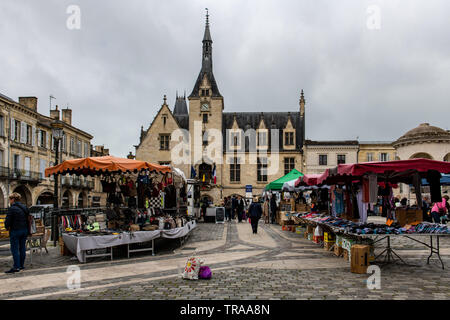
[296,216,450,269]
[63,230,160,263]
[160,220,197,246]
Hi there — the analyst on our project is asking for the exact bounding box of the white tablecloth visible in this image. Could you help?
[160,220,197,239]
[63,230,161,263]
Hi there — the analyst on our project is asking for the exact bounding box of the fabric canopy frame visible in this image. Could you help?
[265,169,304,191]
[45,156,172,177]
[313,158,450,186]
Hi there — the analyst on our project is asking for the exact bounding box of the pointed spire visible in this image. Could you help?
[300,89,305,104]
[163,94,167,106]
[203,8,212,42]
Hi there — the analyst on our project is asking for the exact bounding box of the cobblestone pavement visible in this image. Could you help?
[0,218,449,300]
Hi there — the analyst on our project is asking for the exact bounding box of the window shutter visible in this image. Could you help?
[378,153,381,162]
[20,122,26,143]
[38,130,42,147]
[32,126,36,146]
[10,118,15,140]
[18,155,22,170]
[47,132,50,149]
[386,153,390,161]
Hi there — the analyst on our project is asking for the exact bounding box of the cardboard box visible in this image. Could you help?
[343,249,349,261]
[334,245,343,257]
[324,242,334,251]
[351,245,370,274]
[395,208,423,227]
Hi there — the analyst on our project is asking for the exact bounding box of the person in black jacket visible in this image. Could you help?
[248,197,263,234]
[5,193,30,273]
[237,196,245,222]
[270,195,278,224]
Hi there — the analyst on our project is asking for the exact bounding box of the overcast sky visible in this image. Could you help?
[1,0,449,157]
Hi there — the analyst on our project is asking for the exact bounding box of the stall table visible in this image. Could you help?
[296,216,449,269]
[63,230,160,263]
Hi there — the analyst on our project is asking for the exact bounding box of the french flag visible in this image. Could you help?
[213,164,217,184]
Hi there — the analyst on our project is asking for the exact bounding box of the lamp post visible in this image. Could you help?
[51,120,64,245]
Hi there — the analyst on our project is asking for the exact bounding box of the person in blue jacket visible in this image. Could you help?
[5,192,30,274]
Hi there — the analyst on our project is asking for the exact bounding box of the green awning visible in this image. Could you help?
[265,169,304,191]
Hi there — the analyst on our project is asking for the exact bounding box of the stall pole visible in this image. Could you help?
[52,138,60,246]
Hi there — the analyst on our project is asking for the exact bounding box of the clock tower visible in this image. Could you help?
[188,9,224,183]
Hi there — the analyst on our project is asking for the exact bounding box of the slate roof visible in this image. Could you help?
[222,112,304,152]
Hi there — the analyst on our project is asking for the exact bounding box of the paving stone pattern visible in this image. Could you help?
[1,219,449,300]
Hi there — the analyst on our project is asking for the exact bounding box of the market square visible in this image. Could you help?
[0,1,450,303]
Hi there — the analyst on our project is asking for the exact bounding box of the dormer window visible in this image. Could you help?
[284,132,294,146]
[201,89,210,97]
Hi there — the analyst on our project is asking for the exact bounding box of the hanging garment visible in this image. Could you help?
[357,189,368,224]
[368,174,378,203]
[345,186,353,219]
[427,170,442,203]
[352,188,360,220]
[411,172,422,209]
[333,189,345,215]
[362,178,370,203]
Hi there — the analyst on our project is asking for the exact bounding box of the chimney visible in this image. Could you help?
[50,105,60,120]
[19,97,38,111]
[62,108,72,125]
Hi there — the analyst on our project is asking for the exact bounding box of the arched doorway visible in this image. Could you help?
[77,192,87,208]
[444,153,450,162]
[36,191,54,205]
[62,190,73,208]
[410,153,434,160]
[12,185,32,207]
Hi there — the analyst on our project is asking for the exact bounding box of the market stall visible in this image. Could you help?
[45,156,196,263]
[283,158,450,270]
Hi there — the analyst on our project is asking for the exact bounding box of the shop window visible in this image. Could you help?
[230,157,240,182]
[319,154,327,166]
[337,154,346,164]
[284,157,295,175]
[257,157,268,182]
[160,134,170,150]
[284,132,294,146]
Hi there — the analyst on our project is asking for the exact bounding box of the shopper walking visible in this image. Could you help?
[431,195,448,224]
[248,197,263,234]
[225,197,232,222]
[231,195,237,220]
[237,196,244,222]
[270,195,277,224]
[5,193,30,274]
[263,197,270,224]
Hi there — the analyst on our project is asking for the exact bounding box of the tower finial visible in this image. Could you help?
[163,94,167,105]
[205,8,209,26]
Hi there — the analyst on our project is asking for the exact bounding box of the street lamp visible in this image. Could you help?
[51,120,64,245]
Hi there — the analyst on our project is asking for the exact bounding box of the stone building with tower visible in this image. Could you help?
[135,13,306,203]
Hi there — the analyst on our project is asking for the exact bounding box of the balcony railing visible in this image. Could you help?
[0,166,43,182]
[61,176,94,189]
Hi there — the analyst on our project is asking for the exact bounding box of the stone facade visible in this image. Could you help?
[135,16,305,204]
[358,142,397,163]
[0,93,107,208]
[304,140,359,174]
